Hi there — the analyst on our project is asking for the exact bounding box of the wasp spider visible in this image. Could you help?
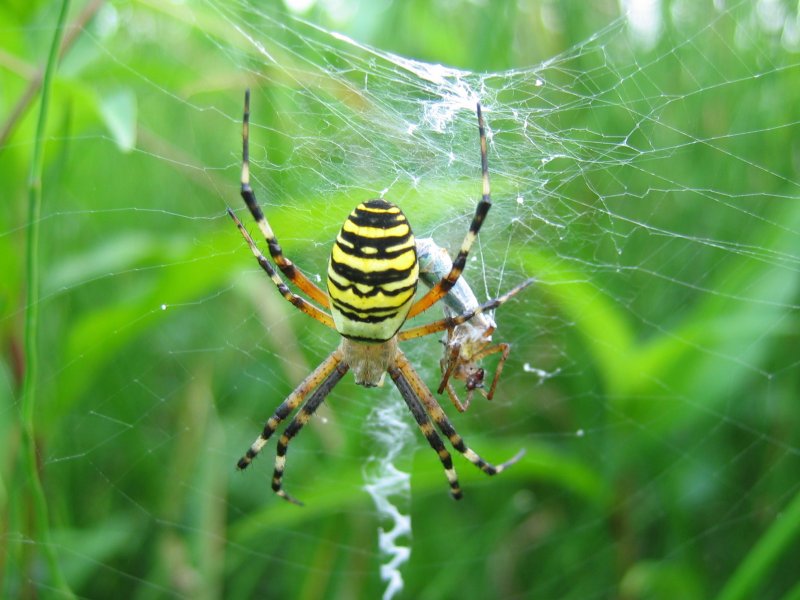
[230,90,532,504]
[417,237,526,412]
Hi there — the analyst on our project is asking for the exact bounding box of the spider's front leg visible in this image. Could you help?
[407,103,492,319]
[238,89,331,309]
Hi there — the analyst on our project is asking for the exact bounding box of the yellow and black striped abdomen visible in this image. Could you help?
[327,199,418,342]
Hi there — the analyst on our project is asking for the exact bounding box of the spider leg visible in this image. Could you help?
[438,342,471,412]
[399,277,534,342]
[472,342,510,401]
[393,351,525,493]
[271,360,350,505]
[239,89,331,309]
[237,348,344,471]
[389,365,463,500]
[444,379,471,413]
[407,103,491,319]
[228,208,336,328]
[437,341,461,394]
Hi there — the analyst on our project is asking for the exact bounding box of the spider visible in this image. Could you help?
[230,89,532,504]
[417,237,529,412]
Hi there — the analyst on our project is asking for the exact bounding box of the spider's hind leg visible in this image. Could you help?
[236,350,345,479]
[391,350,524,498]
[389,364,464,500]
[270,360,349,505]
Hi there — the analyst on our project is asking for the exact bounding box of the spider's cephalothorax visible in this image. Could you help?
[229,89,533,505]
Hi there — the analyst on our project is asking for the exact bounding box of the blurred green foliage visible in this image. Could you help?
[2,0,800,599]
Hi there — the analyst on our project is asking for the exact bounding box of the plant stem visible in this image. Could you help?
[19,0,75,596]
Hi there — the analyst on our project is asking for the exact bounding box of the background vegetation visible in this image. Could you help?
[2,0,799,598]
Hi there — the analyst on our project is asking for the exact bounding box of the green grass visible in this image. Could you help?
[14,0,74,597]
[1,1,799,598]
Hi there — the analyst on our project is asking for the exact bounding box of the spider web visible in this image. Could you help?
[2,0,800,598]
